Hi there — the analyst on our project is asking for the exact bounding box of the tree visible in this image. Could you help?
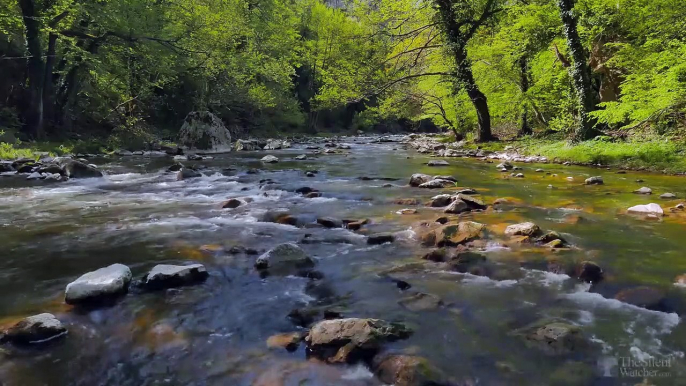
[556,0,598,141]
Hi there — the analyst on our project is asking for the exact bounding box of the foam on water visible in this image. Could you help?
[341,364,374,380]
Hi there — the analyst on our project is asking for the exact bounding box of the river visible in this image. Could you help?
[1,136,685,385]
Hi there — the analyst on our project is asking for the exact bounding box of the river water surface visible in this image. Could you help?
[1,137,686,385]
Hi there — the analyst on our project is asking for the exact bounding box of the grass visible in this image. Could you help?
[0,139,110,161]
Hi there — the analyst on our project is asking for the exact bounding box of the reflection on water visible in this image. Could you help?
[1,138,685,385]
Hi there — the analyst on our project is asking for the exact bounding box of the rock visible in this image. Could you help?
[435,216,449,224]
[115,149,133,156]
[398,292,443,311]
[409,173,432,187]
[221,198,244,209]
[535,169,544,172]
[305,191,321,198]
[167,163,183,172]
[144,264,208,289]
[305,318,412,363]
[429,194,453,207]
[433,175,457,182]
[0,161,14,173]
[427,160,449,167]
[395,198,420,206]
[576,261,603,283]
[177,168,202,180]
[26,171,43,180]
[306,171,315,177]
[263,139,284,150]
[418,179,452,189]
[584,176,603,185]
[543,239,565,249]
[549,361,595,386]
[660,193,676,199]
[456,193,486,210]
[295,186,316,195]
[505,222,541,237]
[2,313,67,345]
[367,234,395,245]
[398,208,418,215]
[65,264,132,305]
[627,203,663,216]
[373,354,451,386]
[615,286,665,310]
[37,164,64,175]
[437,221,485,246]
[295,154,307,160]
[514,173,524,178]
[254,243,314,271]
[261,155,279,163]
[443,199,470,214]
[497,162,513,170]
[512,320,586,355]
[346,220,368,231]
[324,149,336,154]
[634,187,652,194]
[422,248,450,262]
[266,332,303,351]
[178,111,232,153]
[62,160,103,179]
[317,217,342,228]
[448,252,488,274]
[186,154,203,161]
[536,231,567,246]
[235,139,259,151]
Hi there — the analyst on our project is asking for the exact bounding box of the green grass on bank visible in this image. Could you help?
[456,136,686,173]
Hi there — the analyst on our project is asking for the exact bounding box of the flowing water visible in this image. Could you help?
[1,137,686,385]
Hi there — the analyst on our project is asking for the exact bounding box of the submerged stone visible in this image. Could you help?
[373,354,452,386]
[255,243,314,271]
[144,264,208,290]
[398,292,443,311]
[2,313,67,345]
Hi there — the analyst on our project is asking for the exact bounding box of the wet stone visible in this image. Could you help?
[261,155,279,163]
[255,243,314,272]
[512,320,587,356]
[266,332,303,352]
[615,286,666,311]
[367,234,395,245]
[372,354,452,386]
[577,261,603,283]
[634,187,652,195]
[584,176,603,185]
[317,217,342,228]
[398,292,443,312]
[221,198,243,209]
[427,160,449,167]
[177,168,202,180]
[505,222,541,237]
[65,263,132,305]
[2,313,67,345]
[144,264,208,290]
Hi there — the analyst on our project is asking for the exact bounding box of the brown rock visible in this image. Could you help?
[395,198,421,206]
[437,221,485,246]
[398,292,443,312]
[505,222,541,237]
[267,332,303,352]
[422,248,449,262]
[615,286,665,310]
[373,354,451,386]
[221,198,243,209]
[443,199,470,214]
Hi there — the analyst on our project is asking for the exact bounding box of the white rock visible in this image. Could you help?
[634,187,652,195]
[261,155,279,163]
[427,160,449,167]
[65,263,132,305]
[627,203,664,216]
[3,313,67,344]
[26,172,43,180]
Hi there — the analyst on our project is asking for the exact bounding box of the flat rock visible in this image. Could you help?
[505,222,541,237]
[2,313,67,345]
[627,203,663,216]
[429,194,453,207]
[418,179,452,189]
[317,217,342,228]
[144,264,208,289]
[261,155,279,163]
[65,264,132,305]
[255,243,314,271]
[660,193,677,199]
[456,193,486,209]
[295,154,307,160]
[427,160,449,167]
[368,233,395,245]
[305,318,412,363]
[443,199,470,214]
[62,160,103,179]
[512,320,586,355]
[398,292,443,311]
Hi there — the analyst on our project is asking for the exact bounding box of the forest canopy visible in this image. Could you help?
[0,0,684,147]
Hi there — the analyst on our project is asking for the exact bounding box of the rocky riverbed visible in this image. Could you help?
[1,135,686,385]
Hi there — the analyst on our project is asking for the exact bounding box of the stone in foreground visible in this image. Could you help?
[512,319,586,355]
[62,160,103,179]
[65,263,132,305]
[2,313,67,345]
[145,264,208,290]
[254,243,314,271]
[409,173,432,187]
[305,318,412,363]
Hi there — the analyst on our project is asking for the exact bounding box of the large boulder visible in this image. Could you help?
[62,160,103,179]
[178,111,232,153]
[2,313,67,345]
[418,179,453,189]
[65,263,132,305]
[255,243,314,272]
[438,222,485,246]
[372,354,452,386]
[305,318,412,363]
[443,199,470,214]
[144,264,208,290]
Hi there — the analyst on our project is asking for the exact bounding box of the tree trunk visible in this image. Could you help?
[18,0,45,139]
[42,33,58,134]
[518,56,532,136]
[435,0,494,142]
[557,0,598,142]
